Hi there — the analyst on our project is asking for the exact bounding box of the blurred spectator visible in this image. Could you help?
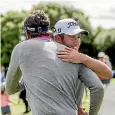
[103,55,112,69]
[1,82,11,115]
[97,52,105,59]
[18,77,30,114]
[19,89,30,114]
[98,52,112,88]
[98,52,112,69]
[0,65,6,83]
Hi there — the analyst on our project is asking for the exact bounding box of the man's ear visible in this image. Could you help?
[25,31,31,40]
[54,35,62,44]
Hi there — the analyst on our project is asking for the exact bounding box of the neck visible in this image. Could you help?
[35,34,50,40]
[26,33,51,40]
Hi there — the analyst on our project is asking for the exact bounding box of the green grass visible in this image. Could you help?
[11,103,32,115]
[110,78,115,84]
[3,78,115,115]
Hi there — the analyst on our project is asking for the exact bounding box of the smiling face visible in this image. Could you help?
[62,33,81,48]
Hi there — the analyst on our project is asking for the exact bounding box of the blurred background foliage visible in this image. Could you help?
[1,2,115,68]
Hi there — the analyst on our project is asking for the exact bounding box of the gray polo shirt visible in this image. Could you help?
[6,38,104,115]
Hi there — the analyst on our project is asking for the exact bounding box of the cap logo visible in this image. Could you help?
[54,28,62,34]
[57,28,61,33]
[67,21,78,28]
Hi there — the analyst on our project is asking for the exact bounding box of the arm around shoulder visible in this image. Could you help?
[81,54,112,79]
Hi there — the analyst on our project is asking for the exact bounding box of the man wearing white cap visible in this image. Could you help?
[54,18,112,115]
[55,19,112,78]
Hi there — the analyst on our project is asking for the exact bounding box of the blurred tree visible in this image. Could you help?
[1,11,27,67]
[1,2,115,68]
[32,2,93,39]
[31,2,115,67]
[93,28,115,51]
[31,2,95,56]
[1,2,94,67]
[93,28,115,68]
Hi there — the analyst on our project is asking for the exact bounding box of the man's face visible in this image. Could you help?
[62,33,81,48]
[98,57,107,63]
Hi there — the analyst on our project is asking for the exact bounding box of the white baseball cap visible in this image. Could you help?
[98,52,105,58]
[54,18,89,35]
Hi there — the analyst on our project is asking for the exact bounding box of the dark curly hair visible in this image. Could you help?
[24,10,50,37]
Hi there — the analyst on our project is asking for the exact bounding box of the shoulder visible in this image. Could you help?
[79,63,94,73]
[13,40,30,51]
[12,44,20,53]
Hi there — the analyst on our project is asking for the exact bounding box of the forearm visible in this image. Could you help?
[6,67,21,95]
[89,86,104,115]
[81,54,112,78]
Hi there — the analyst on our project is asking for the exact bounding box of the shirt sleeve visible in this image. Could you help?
[78,64,104,115]
[6,44,22,95]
